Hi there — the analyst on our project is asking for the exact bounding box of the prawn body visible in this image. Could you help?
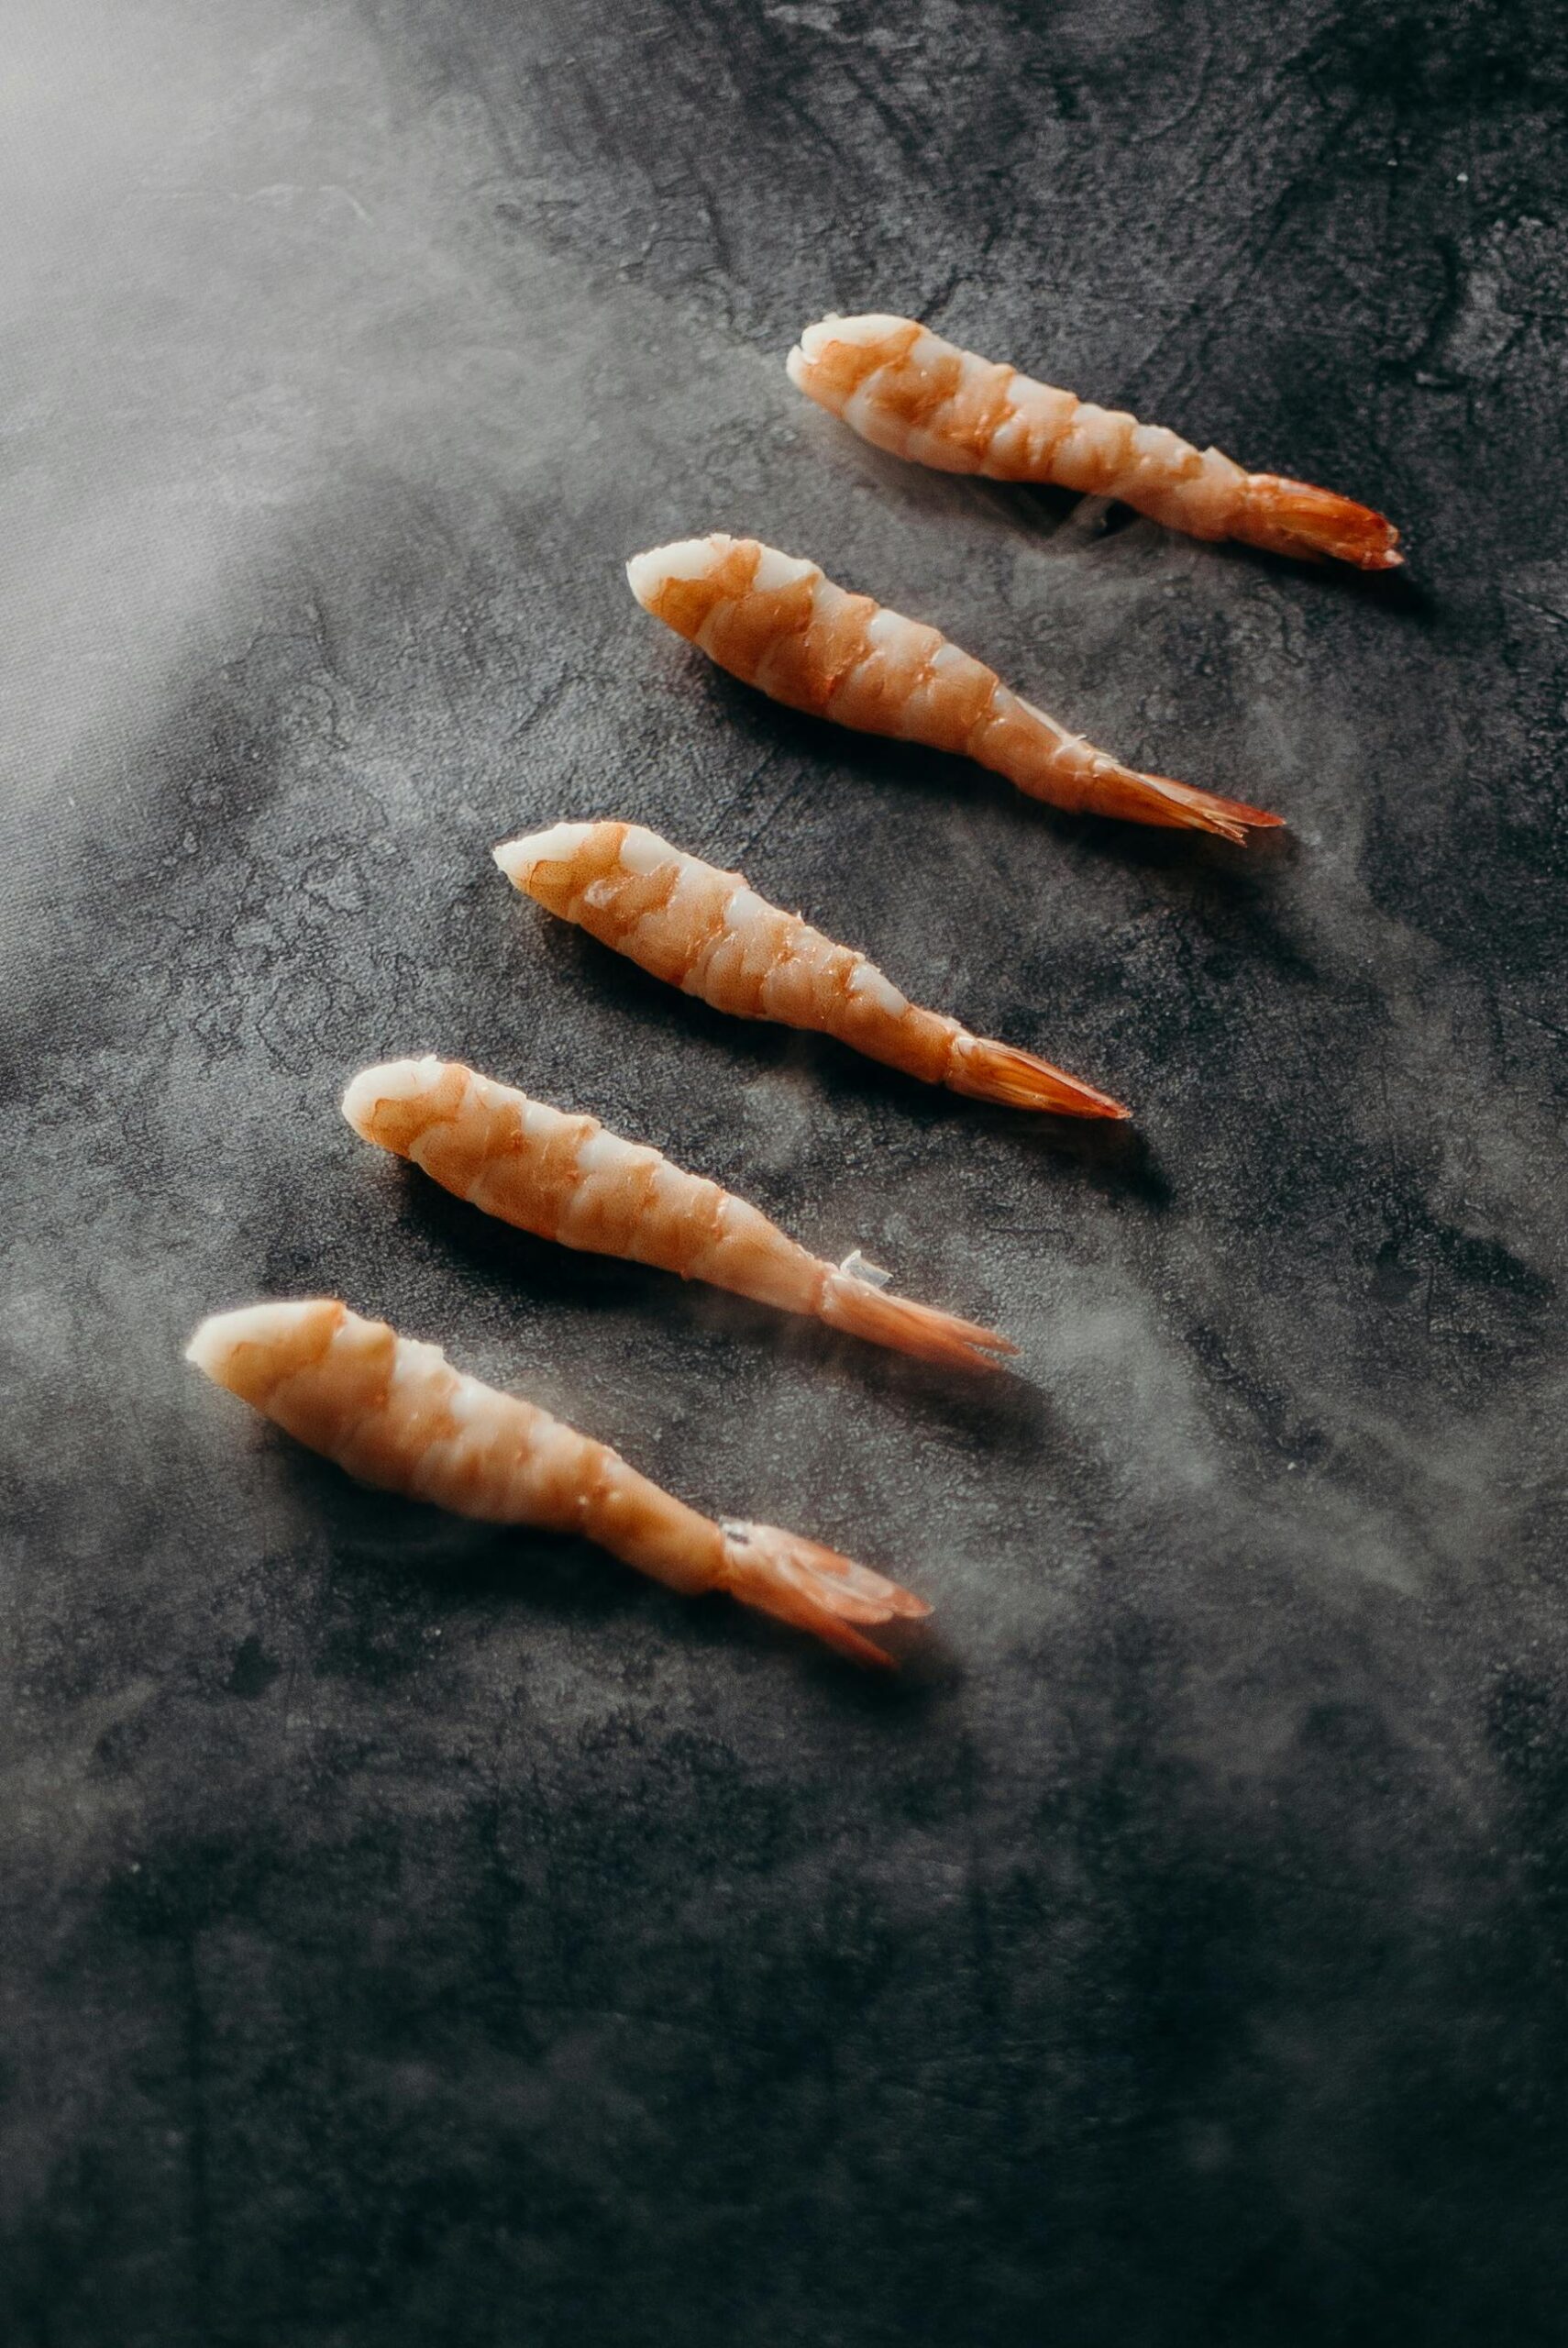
[626,534,1280,844]
[788,315,1402,572]
[494,819,1129,1119]
[187,1300,926,1667]
[344,1057,1018,1370]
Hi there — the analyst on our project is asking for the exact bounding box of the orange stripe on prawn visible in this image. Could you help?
[626,534,1280,845]
[788,313,1402,573]
[493,819,1130,1120]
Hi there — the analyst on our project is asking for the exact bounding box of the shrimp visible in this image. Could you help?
[493,819,1130,1119]
[788,314,1402,572]
[187,1300,927,1667]
[626,534,1280,845]
[344,1056,1019,1372]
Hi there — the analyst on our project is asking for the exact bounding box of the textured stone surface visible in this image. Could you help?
[4,2,1566,2341]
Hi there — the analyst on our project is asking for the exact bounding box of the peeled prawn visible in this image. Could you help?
[626,534,1279,845]
[788,314,1402,572]
[494,819,1128,1119]
[187,1299,926,1667]
[344,1056,1018,1371]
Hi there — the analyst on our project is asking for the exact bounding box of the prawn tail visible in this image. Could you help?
[720,1520,931,1670]
[1239,474,1403,571]
[1081,763,1286,847]
[949,1036,1132,1120]
[819,1268,1020,1372]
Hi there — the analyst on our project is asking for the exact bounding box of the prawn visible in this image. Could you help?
[186,1299,927,1668]
[493,819,1130,1119]
[344,1056,1018,1372]
[788,314,1402,572]
[626,534,1279,845]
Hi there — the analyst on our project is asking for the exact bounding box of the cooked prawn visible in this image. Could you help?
[187,1299,926,1667]
[493,820,1129,1119]
[788,314,1402,572]
[626,534,1279,845]
[344,1056,1018,1371]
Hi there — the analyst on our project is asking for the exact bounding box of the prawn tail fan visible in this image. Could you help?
[1086,765,1286,847]
[951,1039,1132,1119]
[819,1271,1019,1372]
[720,1521,931,1669]
[1242,475,1403,571]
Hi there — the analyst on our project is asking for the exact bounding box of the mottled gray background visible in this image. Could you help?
[3,1,1566,2341]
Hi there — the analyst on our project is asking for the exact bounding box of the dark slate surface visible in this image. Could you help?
[4,2,1566,2341]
